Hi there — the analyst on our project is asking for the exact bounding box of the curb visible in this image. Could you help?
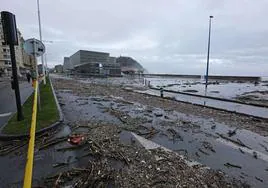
[0,78,64,141]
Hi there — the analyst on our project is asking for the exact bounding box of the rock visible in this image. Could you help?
[154,112,163,117]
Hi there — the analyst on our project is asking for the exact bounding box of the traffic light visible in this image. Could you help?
[1,11,18,45]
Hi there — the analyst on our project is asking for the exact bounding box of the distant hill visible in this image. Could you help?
[116,56,146,73]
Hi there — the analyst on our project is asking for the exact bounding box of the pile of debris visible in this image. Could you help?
[42,122,248,188]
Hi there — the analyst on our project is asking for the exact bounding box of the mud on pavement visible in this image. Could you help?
[52,78,268,136]
[1,76,266,187]
[44,123,247,188]
[50,77,268,187]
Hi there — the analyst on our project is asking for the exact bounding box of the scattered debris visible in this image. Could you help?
[255,176,263,182]
[164,115,169,119]
[54,173,62,187]
[38,136,67,151]
[202,141,216,153]
[137,127,159,139]
[224,163,242,169]
[238,148,245,154]
[228,128,238,137]
[210,91,220,93]
[154,111,163,117]
[166,128,183,141]
[259,143,268,152]
[253,151,258,159]
[211,124,216,129]
[41,77,267,187]
[182,89,198,93]
[53,162,69,168]
[216,133,251,149]
[42,123,247,187]
[198,148,209,155]
[0,141,27,156]
[78,101,89,106]
[59,102,65,106]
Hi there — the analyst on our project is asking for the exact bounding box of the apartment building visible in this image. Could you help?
[0,18,36,75]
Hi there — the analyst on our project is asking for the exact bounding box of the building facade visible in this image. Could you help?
[70,50,110,67]
[55,64,63,73]
[0,18,36,76]
[63,57,73,72]
[66,50,121,76]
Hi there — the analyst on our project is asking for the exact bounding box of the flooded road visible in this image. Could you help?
[1,76,267,187]
[55,89,268,187]
[146,77,268,100]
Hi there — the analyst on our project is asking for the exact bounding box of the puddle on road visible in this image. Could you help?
[57,91,121,124]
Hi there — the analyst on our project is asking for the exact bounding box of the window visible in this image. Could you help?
[3,49,6,52]
[4,61,9,65]
[2,42,6,45]
[3,54,10,59]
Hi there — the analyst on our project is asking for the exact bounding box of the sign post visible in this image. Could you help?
[1,11,24,121]
[24,38,45,110]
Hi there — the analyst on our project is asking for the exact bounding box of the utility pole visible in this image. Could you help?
[37,0,46,84]
[1,11,24,120]
[42,40,53,76]
[32,40,41,110]
[205,15,214,93]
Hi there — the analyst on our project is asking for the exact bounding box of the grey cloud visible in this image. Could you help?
[2,0,268,76]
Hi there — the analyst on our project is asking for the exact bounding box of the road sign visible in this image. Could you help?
[23,38,45,57]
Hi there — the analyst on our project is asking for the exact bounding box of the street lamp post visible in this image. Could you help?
[42,40,53,76]
[37,0,46,84]
[205,15,213,93]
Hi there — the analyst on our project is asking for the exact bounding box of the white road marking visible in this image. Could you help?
[216,138,268,162]
[131,132,206,168]
[0,112,12,117]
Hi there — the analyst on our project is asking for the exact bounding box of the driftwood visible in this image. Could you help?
[224,162,242,169]
[216,133,251,149]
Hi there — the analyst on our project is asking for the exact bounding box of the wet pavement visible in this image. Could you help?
[146,77,268,100]
[0,80,33,128]
[55,89,268,187]
[0,77,268,187]
[135,89,268,119]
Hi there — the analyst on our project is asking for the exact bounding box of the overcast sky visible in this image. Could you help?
[2,0,268,76]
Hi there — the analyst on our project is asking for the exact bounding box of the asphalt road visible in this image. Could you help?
[0,78,33,128]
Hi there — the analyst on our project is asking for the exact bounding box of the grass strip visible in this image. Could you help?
[3,78,59,135]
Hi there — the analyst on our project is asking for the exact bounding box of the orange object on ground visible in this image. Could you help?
[68,134,85,145]
[32,80,36,88]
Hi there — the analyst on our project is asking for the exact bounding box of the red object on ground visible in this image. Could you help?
[68,135,85,145]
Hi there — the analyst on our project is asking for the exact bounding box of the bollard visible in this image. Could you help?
[160,87,164,98]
